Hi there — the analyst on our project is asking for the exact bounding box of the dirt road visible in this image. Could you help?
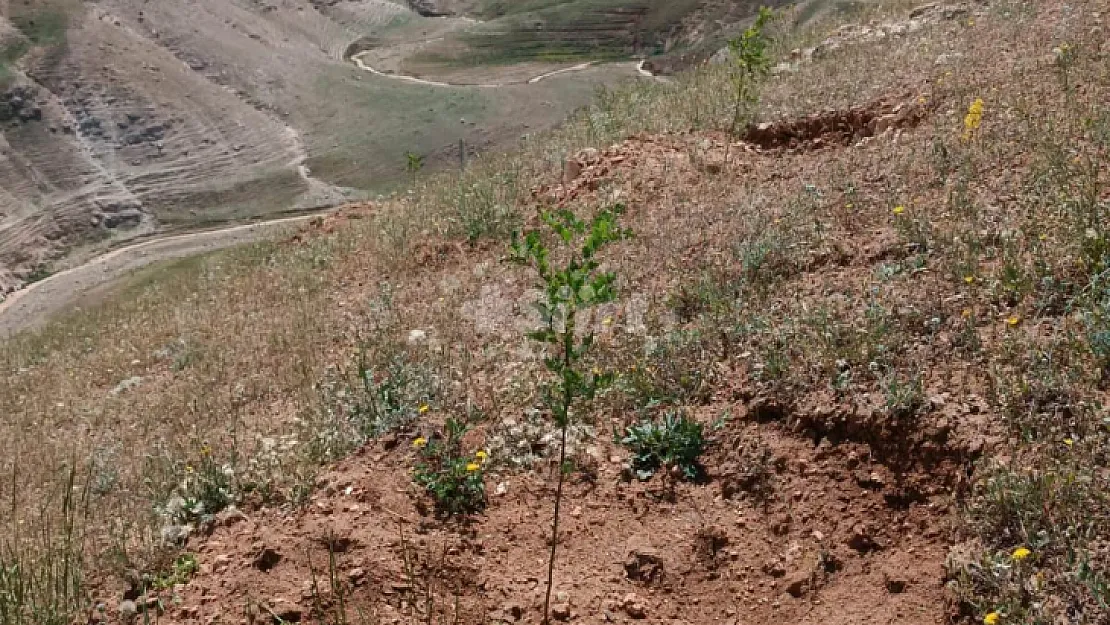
[350,53,655,87]
[0,215,318,338]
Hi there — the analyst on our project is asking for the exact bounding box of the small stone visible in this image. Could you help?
[785,572,809,598]
[347,568,366,584]
[253,546,282,571]
[118,600,138,623]
[624,547,664,583]
[848,523,879,553]
[212,554,231,572]
[160,524,191,546]
[884,569,908,593]
[551,603,571,621]
[407,329,427,344]
[269,600,302,623]
[621,593,646,619]
[563,159,582,183]
[215,506,247,527]
[109,376,143,396]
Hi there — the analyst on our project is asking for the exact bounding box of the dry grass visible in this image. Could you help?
[1,1,1109,622]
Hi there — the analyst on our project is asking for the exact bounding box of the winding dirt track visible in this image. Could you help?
[350,53,656,87]
[0,214,319,338]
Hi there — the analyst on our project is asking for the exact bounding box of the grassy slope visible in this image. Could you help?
[2,0,1110,622]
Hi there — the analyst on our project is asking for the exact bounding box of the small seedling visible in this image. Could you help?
[510,204,629,624]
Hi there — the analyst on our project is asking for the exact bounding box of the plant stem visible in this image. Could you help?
[543,423,568,625]
[545,301,576,624]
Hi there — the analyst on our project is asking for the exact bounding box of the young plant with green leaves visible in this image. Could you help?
[404,151,425,186]
[510,204,629,624]
[724,7,776,163]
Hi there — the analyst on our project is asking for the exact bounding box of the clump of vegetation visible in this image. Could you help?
[150,554,198,591]
[412,418,487,516]
[0,467,87,625]
[510,204,628,624]
[162,445,235,525]
[620,411,706,482]
[311,350,439,463]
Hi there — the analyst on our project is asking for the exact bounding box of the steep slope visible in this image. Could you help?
[0,0,688,294]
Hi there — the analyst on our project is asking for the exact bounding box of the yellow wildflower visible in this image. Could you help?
[418,404,430,414]
[466,463,480,472]
[964,275,975,284]
[892,205,906,216]
[185,465,195,474]
[983,612,1001,625]
[1038,233,1048,241]
[475,450,489,461]
[1064,438,1075,447]
[845,202,854,209]
[962,308,973,319]
[602,316,613,326]
[592,366,602,376]
[1005,315,1021,327]
[963,98,985,141]
[1012,547,1032,561]
[413,437,428,448]
[201,444,212,457]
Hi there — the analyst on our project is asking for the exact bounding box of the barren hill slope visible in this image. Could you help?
[1,0,770,295]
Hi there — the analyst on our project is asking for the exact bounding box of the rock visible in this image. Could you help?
[551,603,571,621]
[160,523,191,546]
[499,601,524,621]
[102,209,143,229]
[785,572,810,598]
[578,147,600,164]
[883,568,908,593]
[212,554,231,572]
[215,506,247,527]
[847,523,879,553]
[563,158,583,184]
[17,105,41,122]
[269,600,302,623]
[109,376,143,396]
[253,546,282,571]
[621,593,646,619]
[347,567,366,585]
[624,547,664,583]
[934,52,964,66]
[407,329,427,344]
[761,559,787,578]
[118,600,138,623]
[909,3,938,19]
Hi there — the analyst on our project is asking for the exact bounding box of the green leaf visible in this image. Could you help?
[577,283,596,304]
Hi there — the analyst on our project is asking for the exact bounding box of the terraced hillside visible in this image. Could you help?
[4,0,777,295]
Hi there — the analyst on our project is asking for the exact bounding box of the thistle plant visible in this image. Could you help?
[510,205,629,624]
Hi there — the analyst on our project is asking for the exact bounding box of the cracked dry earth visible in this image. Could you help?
[93,93,977,625]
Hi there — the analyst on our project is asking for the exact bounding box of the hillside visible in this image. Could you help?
[2,1,1110,625]
[0,0,760,296]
